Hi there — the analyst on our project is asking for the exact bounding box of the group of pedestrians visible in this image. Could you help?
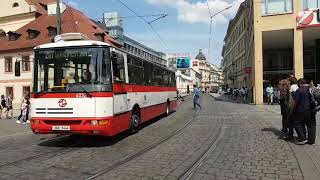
[0,93,30,124]
[0,94,13,119]
[278,75,318,145]
[225,87,249,103]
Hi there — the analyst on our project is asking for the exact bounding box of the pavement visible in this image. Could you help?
[0,94,318,179]
[210,93,320,180]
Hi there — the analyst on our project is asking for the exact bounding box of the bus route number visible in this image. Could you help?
[76,93,88,98]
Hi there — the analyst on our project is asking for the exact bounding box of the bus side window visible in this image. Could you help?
[111,52,125,83]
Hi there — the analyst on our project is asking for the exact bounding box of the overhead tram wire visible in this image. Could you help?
[206,1,232,61]
[206,0,213,62]
[116,0,170,52]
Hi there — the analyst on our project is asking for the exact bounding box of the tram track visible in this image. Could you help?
[176,95,225,180]
[85,98,200,180]
[0,135,79,169]
[178,120,226,180]
[0,96,191,173]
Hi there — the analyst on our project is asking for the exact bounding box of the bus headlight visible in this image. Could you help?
[32,120,40,125]
[98,120,109,125]
[91,120,98,126]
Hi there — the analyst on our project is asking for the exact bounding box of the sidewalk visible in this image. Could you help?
[210,92,320,180]
[0,116,32,139]
[256,105,320,180]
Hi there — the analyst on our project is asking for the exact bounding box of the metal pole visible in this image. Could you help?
[208,6,232,61]
[57,0,62,35]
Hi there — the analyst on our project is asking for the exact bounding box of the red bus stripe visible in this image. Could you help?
[32,85,176,98]
[31,92,113,98]
[113,84,176,93]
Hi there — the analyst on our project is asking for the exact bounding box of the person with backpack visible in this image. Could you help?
[193,85,201,110]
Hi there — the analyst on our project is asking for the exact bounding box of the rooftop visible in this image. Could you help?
[195,49,206,61]
[0,4,119,53]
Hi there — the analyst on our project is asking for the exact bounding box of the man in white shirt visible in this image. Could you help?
[266,84,274,105]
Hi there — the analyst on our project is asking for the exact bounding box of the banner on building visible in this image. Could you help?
[176,57,190,69]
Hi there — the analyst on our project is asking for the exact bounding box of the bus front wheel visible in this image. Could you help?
[129,113,140,134]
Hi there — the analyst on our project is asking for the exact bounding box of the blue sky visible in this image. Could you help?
[64,0,243,67]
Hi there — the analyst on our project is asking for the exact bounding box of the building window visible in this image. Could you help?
[6,87,13,99]
[5,57,13,72]
[261,0,292,15]
[8,32,21,41]
[27,29,40,39]
[47,26,57,37]
[22,55,30,71]
[12,2,19,7]
[304,0,320,9]
[23,86,30,97]
[95,33,105,42]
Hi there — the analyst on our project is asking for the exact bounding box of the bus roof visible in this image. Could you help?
[34,40,110,50]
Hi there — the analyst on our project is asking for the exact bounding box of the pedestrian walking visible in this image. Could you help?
[16,95,30,124]
[6,94,13,119]
[21,96,30,124]
[193,85,201,109]
[292,78,310,145]
[0,95,7,119]
[266,84,274,105]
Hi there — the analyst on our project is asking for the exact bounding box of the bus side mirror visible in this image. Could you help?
[15,61,21,77]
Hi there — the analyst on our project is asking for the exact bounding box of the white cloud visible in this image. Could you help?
[145,0,244,25]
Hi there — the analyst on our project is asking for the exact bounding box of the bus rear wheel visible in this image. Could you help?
[129,113,140,134]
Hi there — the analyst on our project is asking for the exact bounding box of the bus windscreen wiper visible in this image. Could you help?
[67,83,92,98]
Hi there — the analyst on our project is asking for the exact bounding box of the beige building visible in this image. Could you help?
[0,0,52,34]
[192,49,222,91]
[0,0,118,107]
[222,0,320,104]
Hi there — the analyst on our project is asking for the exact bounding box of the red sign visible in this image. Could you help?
[296,9,320,29]
[244,67,252,74]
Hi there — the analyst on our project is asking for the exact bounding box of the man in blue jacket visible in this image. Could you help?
[193,85,201,109]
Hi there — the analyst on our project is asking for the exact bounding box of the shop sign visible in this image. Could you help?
[297,9,320,29]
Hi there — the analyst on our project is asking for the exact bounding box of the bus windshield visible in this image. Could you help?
[33,47,112,93]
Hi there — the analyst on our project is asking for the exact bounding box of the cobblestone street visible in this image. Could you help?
[0,94,320,179]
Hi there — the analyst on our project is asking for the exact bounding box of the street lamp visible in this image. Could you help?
[208,5,232,61]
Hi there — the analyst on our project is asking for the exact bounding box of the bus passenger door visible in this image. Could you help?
[111,51,130,119]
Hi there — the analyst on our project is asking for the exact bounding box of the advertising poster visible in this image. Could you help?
[176,57,190,69]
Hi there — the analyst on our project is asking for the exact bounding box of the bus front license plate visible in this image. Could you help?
[52,126,70,131]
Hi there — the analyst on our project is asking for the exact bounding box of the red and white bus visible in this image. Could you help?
[30,33,177,136]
